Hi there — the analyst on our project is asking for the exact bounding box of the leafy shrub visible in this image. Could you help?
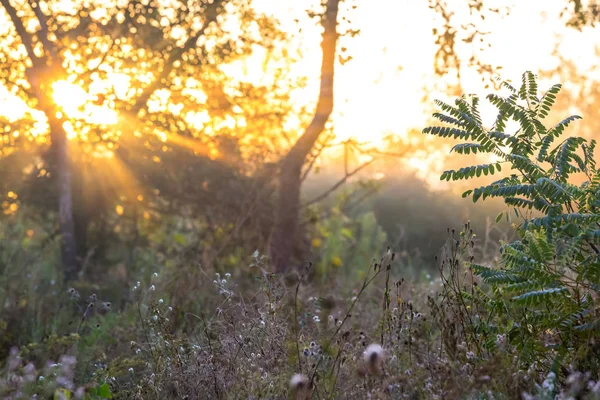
[425,71,600,374]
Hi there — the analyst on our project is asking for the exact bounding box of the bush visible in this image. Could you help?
[424,71,600,378]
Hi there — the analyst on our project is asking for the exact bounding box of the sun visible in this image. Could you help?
[52,80,88,113]
[51,80,119,130]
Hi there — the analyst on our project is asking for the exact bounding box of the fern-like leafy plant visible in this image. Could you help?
[424,71,600,372]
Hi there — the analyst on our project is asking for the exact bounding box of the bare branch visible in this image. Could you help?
[4,77,34,98]
[28,0,56,58]
[1,0,39,63]
[300,134,334,183]
[131,4,220,114]
[303,158,376,207]
[88,37,117,72]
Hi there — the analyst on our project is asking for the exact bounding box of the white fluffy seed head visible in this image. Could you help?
[363,344,385,374]
[290,374,310,399]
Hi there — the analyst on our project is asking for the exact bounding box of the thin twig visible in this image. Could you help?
[304,159,376,207]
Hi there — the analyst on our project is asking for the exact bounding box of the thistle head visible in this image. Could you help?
[290,373,310,399]
[362,343,385,375]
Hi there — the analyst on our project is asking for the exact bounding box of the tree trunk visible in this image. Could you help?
[31,65,79,281]
[29,65,79,281]
[51,119,79,281]
[270,0,340,273]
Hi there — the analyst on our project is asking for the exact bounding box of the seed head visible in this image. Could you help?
[362,343,385,375]
[290,374,310,399]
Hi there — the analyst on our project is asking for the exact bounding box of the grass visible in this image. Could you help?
[2,224,600,399]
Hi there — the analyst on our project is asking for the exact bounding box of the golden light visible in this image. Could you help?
[52,80,88,113]
[91,144,115,159]
[52,80,119,131]
[0,0,597,187]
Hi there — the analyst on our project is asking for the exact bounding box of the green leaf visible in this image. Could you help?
[97,383,113,399]
[54,389,72,400]
[512,287,568,307]
[495,212,504,223]
[173,233,186,245]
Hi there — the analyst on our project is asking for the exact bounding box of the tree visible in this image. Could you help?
[0,0,288,281]
[269,0,340,273]
[1,0,78,280]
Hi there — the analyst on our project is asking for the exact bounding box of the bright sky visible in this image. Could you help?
[253,0,600,143]
[251,0,600,185]
[2,0,600,184]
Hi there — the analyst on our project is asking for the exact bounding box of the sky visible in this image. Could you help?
[1,0,600,185]
[253,0,600,143]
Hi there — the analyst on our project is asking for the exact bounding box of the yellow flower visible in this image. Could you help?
[311,238,322,248]
[331,256,343,267]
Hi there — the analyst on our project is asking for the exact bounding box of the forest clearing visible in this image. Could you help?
[1,0,600,398]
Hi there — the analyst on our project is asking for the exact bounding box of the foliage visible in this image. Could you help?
[310,189,387,282]
[0,0,300,282]
[2,209,600,398]
[425,71,600,373]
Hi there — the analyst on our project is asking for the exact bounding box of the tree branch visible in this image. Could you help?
[131,3,220,114]
[28,0,56,58]
[1,0,39,63]
[300,134,335,183]
[303,158,376,207]
[284,0,338,163]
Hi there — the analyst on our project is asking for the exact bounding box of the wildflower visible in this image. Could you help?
[24,363,35,382]
[331,256,343,267]
[128,367,134,374]
[168,306,173,312]
[152,315,158,321]
[496,334,507,349]
[290,374,310,400]
[225,272,231,278]
[153,272,158,277]
[313,315,320,323]
[362,344,385,375]
[158,299,164,304]
[542,372,556,391]
[150,285,155,291]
